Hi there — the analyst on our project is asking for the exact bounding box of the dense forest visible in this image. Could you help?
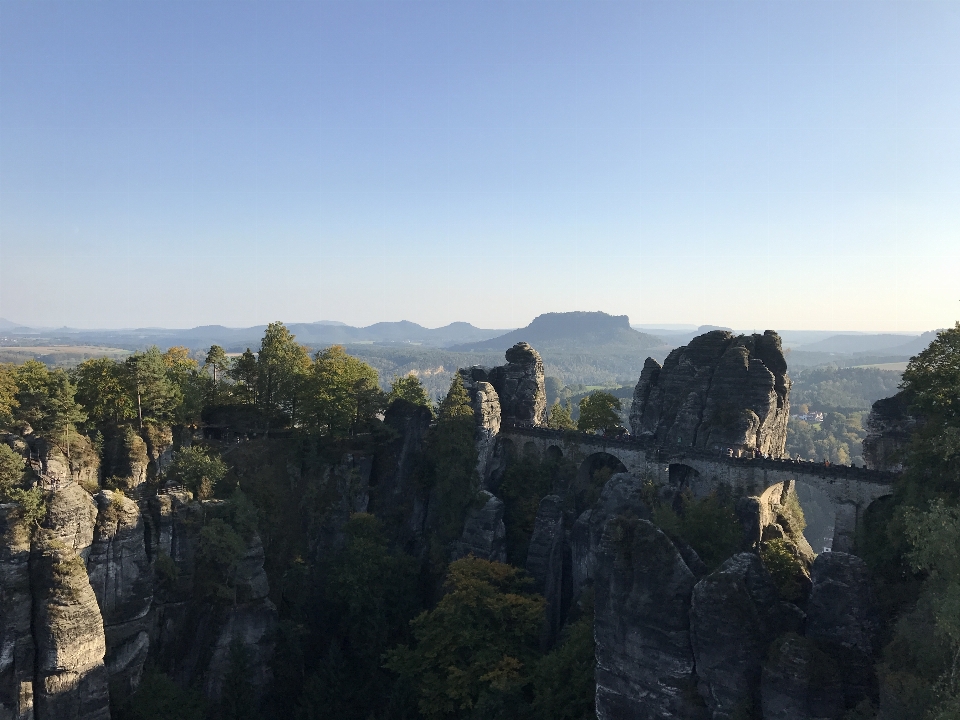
[2,321,959,719]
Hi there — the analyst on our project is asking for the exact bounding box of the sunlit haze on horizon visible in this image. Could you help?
[1,1,958,332]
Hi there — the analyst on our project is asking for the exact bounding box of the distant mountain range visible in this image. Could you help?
[0,319,513,351]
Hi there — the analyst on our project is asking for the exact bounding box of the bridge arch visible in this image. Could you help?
[574,452,629,514]
[546,445,563,462]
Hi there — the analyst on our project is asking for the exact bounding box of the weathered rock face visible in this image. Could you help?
[862,392,917,471]
[88,491,154,703]
[202,536,277,701]
[461,342,547,428]
[453,491,507,563]
[0,505,35,720]
[31,531,111,720]
[571,473,651,600]
[761,634,845,720]
[630,330,791,457]
[594,517,706,720]
[101,427,150,492]
[525,495,569,648]
[691,553,801,719]
[456,375,503,488]
[42,481,98,562]
[805,552,877,710]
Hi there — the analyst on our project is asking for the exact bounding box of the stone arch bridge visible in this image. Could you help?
[499,424,898,553]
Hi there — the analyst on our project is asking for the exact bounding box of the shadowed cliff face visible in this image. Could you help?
[630,330,791,457]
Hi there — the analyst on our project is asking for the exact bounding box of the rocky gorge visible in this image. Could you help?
[0,329,901,719]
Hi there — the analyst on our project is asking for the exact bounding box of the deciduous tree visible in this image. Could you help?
[576,391,622,435]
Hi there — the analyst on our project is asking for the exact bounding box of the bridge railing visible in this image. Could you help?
[499,422,898,485]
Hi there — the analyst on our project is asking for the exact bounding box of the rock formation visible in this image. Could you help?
[594,517,705,720]
[691,553,803,719]
[460,341,547,429]
[571,472,651,600]
[862,392,918,471]
[0,505,36,720]
[630,330,791,457]
[761,634,845,720]
[87,490,154,703]
[31,530,111,720]
[452,491,507,563]
[525,495,569,648]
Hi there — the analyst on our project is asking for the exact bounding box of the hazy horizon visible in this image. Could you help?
[3,1,959,331]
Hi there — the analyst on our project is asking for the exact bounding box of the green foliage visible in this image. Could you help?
[7,487,46,526]
[228,349,259,406]
[195,518,246,603]
[13,360,86,433]
[653,491,742,571]
[786,411,867,465]
[257,322,312,427]
[531,603,595,720]
[0,443,25,498]
[0,364,17,428]
[306,345,384,436]
[790,366,904,413]
[216,641,260,720]
[903,323,960,423]
[498,453,576,565]
[72,357,137,428]
[577,391,623,434]
[388,373,432,410]
[125,348,181,427]
[759,539,805,602]
[117,669,205,720]
[546,400,576,431]
[298,513,421,720]
[420,376,480,548]
[385,557,545,720]
[168,445,227,498]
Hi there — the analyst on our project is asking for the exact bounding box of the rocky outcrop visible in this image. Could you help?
[525,495,569,648]
[457,375,503,488]
[42,481,99,564]
[88,490,154,703]
[571,472,651,600]
[691,553,803,719]
[761,634,844,720]
[629,330,791,457]
[460,342,546,428]
[0,505,35,720]
[863,392,918,471]
[453,491,506,563]
[805,552,877,709]
[594,517,705,720]
[202,536,277,701]
[101,427,150,492]
[31,531,110,720]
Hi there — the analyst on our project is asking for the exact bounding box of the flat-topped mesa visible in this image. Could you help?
[629,329,791,457]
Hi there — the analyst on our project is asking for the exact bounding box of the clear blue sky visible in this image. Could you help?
[1,1,958,331]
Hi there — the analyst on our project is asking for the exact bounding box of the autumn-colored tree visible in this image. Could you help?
[385,557,545,720]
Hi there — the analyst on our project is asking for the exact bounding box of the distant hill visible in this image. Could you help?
[795,333,920,354]
[448,311,665,353]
